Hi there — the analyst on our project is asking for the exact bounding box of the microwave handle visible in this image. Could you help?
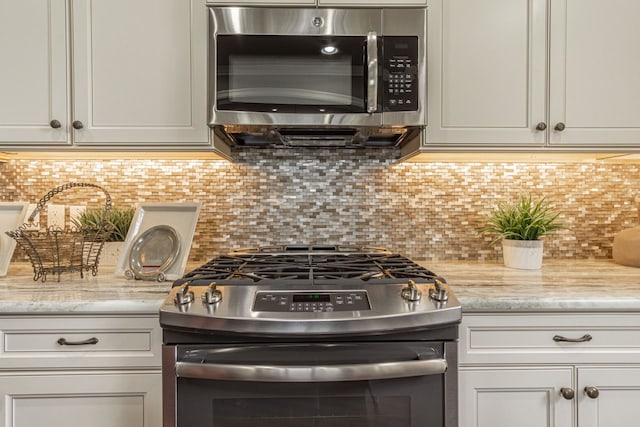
[366,31,378,114]
[175,358,447,382]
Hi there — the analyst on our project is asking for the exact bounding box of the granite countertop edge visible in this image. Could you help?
[0,260,638,315]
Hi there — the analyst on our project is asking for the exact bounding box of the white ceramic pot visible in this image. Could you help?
[501,239,544,270]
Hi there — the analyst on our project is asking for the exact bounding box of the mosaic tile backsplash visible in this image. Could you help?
[1,149,639,262]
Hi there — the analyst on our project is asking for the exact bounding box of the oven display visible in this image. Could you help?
[292,294,331,303]
[254,291,370,312]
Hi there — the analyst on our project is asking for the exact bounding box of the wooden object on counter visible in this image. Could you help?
[613,226,640,267]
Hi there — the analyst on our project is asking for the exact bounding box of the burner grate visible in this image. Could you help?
[174,251,440,287]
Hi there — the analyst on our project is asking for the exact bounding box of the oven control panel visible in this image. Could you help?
[254,291,371,312]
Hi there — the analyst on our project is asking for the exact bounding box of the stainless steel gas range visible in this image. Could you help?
[160,245,461,427]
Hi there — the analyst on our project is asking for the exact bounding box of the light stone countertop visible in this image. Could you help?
[0,260,638,315]
[0,264,171,314]
[422,259,640,312]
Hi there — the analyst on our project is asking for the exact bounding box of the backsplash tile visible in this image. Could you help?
[1,150,638,262]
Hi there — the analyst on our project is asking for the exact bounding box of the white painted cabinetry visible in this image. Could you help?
[0,0,69,146]
[426,0,640,149]
[0,315,162,427]
[0,0,209,149]
[459,313,640,427]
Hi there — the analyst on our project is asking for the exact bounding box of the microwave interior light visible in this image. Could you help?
[321,45,338,55]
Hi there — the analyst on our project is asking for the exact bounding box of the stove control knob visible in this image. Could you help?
[202,283,222,304]
[174,284,194,305]
[429,279,449,302]
[401,280,422,302]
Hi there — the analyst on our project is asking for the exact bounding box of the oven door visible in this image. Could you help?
[170,342,448,427]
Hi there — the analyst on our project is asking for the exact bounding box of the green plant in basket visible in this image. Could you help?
[480,193,564,244]
[72,206,135,242]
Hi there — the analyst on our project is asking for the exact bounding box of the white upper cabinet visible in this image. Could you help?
[426,0,640,148]
[0,0,209,148]
[71,0,208,146]
[425,0,547,147]
[0,0,69,145]
[548,0,640,146]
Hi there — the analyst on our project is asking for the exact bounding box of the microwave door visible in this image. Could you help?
[211,34,383,127]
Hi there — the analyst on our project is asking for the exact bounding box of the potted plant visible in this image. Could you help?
[480,194,563,270]
[73,206,135,266]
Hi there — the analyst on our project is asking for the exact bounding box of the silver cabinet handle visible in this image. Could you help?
[72,120,84,130]
[536,122,547,131]
[366,31,378,114]
[57,337,99,346]
[555,122,566,131]
[553,334,592,343]
[49,119,62,129]
[176,358,447,383]
[584,386,599,398]
[560,387,575,400]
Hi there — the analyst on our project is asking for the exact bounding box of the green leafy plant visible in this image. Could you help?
[480,194,564,244]
[72,206,134,242]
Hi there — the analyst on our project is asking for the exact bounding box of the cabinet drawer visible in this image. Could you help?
[460,313,640,365]
[0,315,161,370]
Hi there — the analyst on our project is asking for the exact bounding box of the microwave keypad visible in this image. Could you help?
[383,37,419,112]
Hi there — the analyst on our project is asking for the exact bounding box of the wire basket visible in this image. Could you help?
[5,183,113,282]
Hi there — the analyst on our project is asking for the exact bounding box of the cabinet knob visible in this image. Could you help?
[584,386,599,399]
[535,122,547,131]
[555,122,566,131]
[72,120,84,130]
[560,387,575,400]
[49,119,62,129]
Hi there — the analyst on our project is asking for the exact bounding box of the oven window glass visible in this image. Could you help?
[211,395,411,426]
[178,377,441,427]
[216,35,369,113]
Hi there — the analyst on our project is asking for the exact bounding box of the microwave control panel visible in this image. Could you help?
[383,36,419,112]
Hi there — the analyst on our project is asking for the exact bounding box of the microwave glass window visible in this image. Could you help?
[228,55,352,106]
[216,35,369,113]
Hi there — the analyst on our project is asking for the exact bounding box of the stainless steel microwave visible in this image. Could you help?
[208,7,427,151]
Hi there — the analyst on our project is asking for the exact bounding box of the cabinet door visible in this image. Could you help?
[425,0,547,147]
[549,0,640,146]
[0,0,69,145]
[459,367,574,427]
[0,372,161,427]
[578,367,640,427]
[71,0,208,146]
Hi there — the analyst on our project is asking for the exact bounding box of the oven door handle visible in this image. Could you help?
[175,358,447,382]
[366,31,378,114]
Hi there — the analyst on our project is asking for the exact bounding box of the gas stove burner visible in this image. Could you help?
[173,246,441,287]
[231,245,392,255]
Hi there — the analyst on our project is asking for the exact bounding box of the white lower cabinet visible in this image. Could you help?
[460,367,574,427]
[0,371,161,427]
[577,367,640,427]
[459,313,640,427]
[0,315,162,427]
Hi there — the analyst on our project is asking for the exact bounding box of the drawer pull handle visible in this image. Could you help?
[553,334,592,343]
[57,337,99,346]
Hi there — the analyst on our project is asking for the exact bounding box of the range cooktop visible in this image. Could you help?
[160,245,461,337]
